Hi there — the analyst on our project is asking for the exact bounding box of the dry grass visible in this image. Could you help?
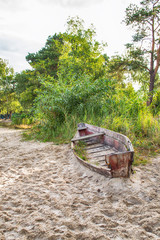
[0,120,32,129]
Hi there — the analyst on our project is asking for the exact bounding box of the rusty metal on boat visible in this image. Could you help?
[71,123,134,178]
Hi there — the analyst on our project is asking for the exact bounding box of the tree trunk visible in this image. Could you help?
[9,111,12,120]
[147,45,160,106]
[147,15,155,107]
[147,71,155,106]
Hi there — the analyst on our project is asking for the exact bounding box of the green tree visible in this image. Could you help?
[25,17,107,85]
[0,58,22,117]
[124,0,160,105]
[58,17,107,84]
[26,33,64,79]
[15,70,41,110]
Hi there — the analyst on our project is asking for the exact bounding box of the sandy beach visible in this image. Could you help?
[0,127,160,240]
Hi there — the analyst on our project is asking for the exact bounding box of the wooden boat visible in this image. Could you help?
[71,123,134,178]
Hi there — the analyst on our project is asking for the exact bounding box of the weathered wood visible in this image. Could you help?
[78,126,87,131]
[98,159,106,162]
[85,123,134,152]
[71,123,134,178]
[73,153,111,177]
[85,143,104,150]
[105,151,134,178]
[71,132,104,142]
[88,149,105,154]
[87,146,111,154]
[84,140,98,145]
[89,154,106,158]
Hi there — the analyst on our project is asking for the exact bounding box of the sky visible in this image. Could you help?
[0,0,140,73]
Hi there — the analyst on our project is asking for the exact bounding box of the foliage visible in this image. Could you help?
[15,70,41,110]
[0,58,22,116]
[11,113,34,125]
[106,55,128,82]
[26,33,64,78]
[57,17,107,83]
[34,75,110,130]
[0,92,23,115]
[152,90,160,114]
[16,17,107,111]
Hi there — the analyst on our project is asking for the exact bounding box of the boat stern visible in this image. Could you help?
[105,151,134,178]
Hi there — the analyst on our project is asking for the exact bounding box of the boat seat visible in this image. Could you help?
[78,126,87,131]
[71,132,104,142]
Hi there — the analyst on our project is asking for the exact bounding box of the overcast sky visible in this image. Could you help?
[0,0,140,73]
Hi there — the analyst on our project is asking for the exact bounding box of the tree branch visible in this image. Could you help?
[153,0,159,7]
[155,23,160,31]
[146,19,153,26]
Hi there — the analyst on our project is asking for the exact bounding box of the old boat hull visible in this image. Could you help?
[71,123,134,178]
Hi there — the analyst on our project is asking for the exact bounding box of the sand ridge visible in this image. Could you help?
[0,127,160,240]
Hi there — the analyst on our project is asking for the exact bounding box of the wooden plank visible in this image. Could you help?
[101,164,109,167]
[71,132,104,142]
[88,150,111,156]
[89,154,106,158]
[98,159,106,162]
[87,146,111,154]
[88,156,105,161]
[85,140,99,145]
[85,143,104,150]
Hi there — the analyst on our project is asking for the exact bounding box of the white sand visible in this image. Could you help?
[0,127,160,240]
